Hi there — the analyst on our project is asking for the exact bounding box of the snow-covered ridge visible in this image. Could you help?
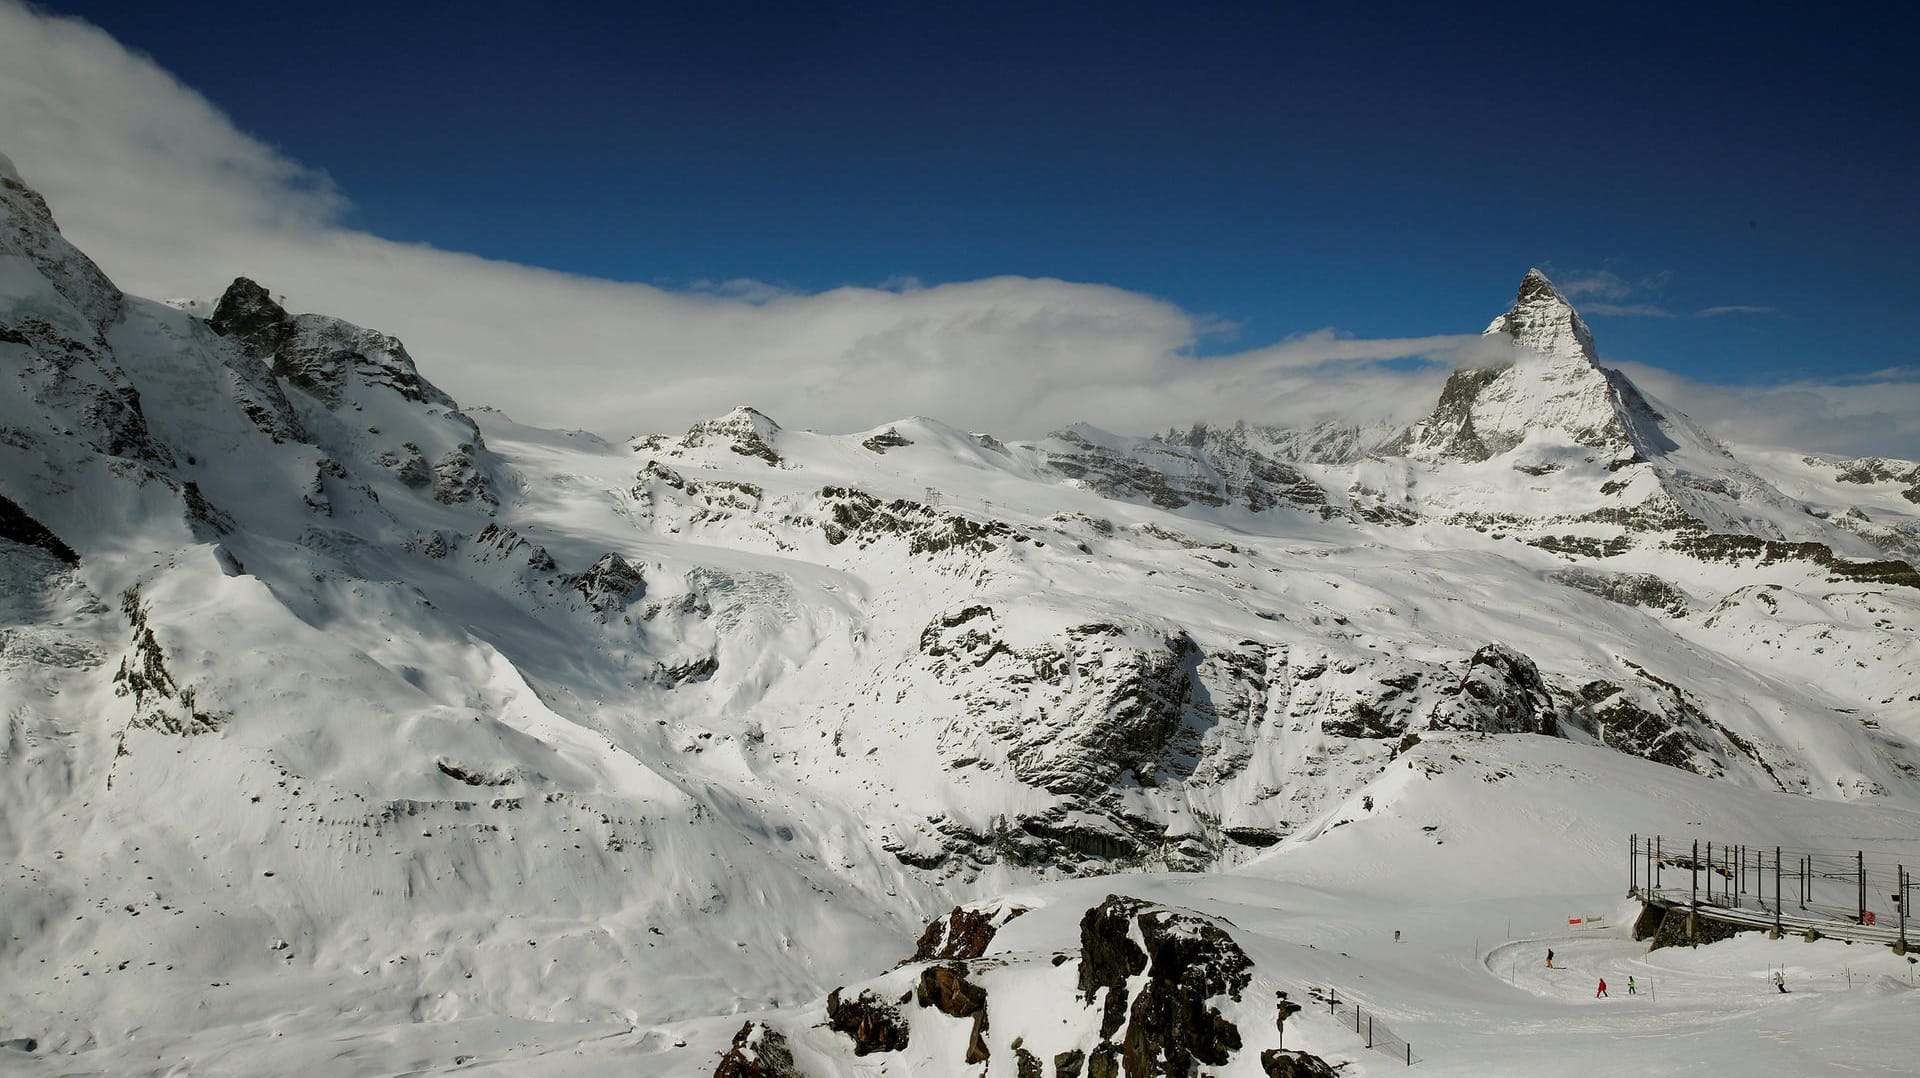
[3,167,1918,1074]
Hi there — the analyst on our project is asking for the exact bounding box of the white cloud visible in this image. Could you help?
[0,1,1475,441]
[1695,304,1775,318]
[1615,361,1920,459]
[1582,302,1677,318]
[1556,270,1638,301]
[0,3,1907,460]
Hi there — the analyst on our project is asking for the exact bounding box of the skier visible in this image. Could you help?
[1773,970,1788,994]
[1627,976,1636,995]
[1596,978,1608,998]
[1546,947,1554,968]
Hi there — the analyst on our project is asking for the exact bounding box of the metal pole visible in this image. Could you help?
[1691,840,1700,943]
[1775,846,1782,935]
[1631,834,1637,894]
[1367,1015,1373,1048]
[1898,865,1908,952]
[1859,850,1866,923]
[1706,842,1713,905]
[1655,836,1663,889]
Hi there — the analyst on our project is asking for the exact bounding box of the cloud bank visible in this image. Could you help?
[0,2,1912,458]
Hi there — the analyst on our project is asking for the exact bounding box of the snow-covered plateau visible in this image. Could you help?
[3,153,1918,1076]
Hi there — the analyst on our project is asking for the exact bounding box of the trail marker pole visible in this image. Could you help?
[1858,850,1867,924]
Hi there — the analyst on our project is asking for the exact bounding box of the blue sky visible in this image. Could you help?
[44,0,1917,386]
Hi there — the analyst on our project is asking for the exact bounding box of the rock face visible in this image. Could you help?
[825,988,910,1055]
[210,276,457,410]
[713,1021,805,1078]
[0,495,78,565]
[1076,895,1253,1077]
[916,963,991,1064]
[912,903,1028,961]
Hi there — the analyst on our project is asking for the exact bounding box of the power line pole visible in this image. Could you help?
[1630,834,1638,895]
[1898,864,1908,955]
[1774,846,1782,937]
[1858,850,1867,924]
[1691,839,1700,945]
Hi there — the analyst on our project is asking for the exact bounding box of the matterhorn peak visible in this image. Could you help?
[1484,268,1598,366]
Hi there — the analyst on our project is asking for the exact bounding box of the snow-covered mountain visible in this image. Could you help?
[4,155,1918,1076]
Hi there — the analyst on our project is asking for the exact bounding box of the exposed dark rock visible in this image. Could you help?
[713,1020,805,1078]
[1427,644,1559,735]
[112,588,221,736]
[819,486,1018,556]
[1527,533,1634,559]
[825,988,908,1055]
[1120,906,1252,1076]
[1015,1044,1045,1078]
[571,553,646,615]
[1646,903,1754,950]
[654,654,719,687]
[1396,365,1511,462]
[916,964,991,1064]
[1078,896,1151,1038]
[684,407,783,466]
[912,903,1027,961]
[1077,896,1253,1077]
[0,494,79,564]
[1669,533,1920,589]
[1575,679,1718,775]
[1054,1048,1087,1078]
[862,428,914,453]
[208,277,294,359]
[1548,568,1687,614]
[1259,1049,1339,1077]
[436,760,517,787]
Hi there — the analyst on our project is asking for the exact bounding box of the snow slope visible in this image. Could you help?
[2,161,1917,1075]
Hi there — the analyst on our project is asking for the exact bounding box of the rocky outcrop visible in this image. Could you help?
[0,494,78,564]
[1076,895,1254,1078]
[1044,426,1330,515]
[819,487,1020,556]
[861,427,913,453]
[1259,1049,1339,1078]
[209,276,460,412]
[916,963,991,1064]
[682,406,784,466]
[1669,533,1920,589]
[571,553,645,615]
[206,277,294,359]
[1426,644,1560,735]
[713,1020,805,1078]
[112,588,221,737]
[912,903,1028,961]
[824,988,908,1055]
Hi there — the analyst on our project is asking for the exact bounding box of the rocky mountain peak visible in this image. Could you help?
[1485,268,1598,366]
[208,276,293,360]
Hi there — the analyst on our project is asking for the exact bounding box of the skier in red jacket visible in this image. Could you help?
[1596,979,1608,998]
